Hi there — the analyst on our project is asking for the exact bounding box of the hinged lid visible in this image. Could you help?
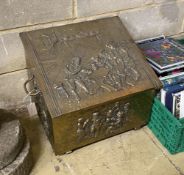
[20,17,162,118]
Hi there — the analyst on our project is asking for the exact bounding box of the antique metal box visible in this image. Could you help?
[20,17,162,155]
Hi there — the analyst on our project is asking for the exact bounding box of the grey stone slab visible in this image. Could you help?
[29,125,179,175]
[0,33,26,74]
[0,139,32,175]
[0,0,72,30]
[119,1,184,40]
[0,70,28,110]
[0,116,25,170]
[77,0,154,17]
[144,127,184,174]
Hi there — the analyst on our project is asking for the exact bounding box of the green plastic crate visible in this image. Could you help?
[177,39,184,45]
[148,98,184,154]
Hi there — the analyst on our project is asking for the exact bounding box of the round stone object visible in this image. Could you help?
[0,139,32,175]
[0,119,25,170]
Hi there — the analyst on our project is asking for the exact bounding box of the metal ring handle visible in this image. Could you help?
[24,75,40,96]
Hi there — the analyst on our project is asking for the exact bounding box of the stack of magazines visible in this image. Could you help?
[137,36,184,119]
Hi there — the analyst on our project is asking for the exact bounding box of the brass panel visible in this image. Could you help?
[20,17,161,155]
[53,90,154,154]
[20,17,161,117]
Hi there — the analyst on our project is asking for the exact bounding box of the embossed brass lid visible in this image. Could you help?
[20,17,162,118]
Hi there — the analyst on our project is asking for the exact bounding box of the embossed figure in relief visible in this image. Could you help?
[54,42,140,102]
[40,30,101,57]
[41,31,59,57]
[77,102,130,141]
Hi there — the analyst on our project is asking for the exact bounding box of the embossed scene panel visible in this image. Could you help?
[20,17,161,155]
[20,17,161,116]
[52,89,155,154]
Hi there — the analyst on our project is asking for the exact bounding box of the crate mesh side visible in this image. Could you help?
[148,98,184,154]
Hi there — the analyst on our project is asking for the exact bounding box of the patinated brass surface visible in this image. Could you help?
[20,17,162,155]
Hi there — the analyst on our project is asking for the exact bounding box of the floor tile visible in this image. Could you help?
[22,118,180,175]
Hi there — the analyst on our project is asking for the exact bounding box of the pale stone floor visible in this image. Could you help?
[22,117,184,175]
